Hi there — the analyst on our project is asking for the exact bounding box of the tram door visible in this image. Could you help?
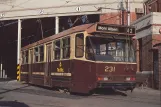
[44,43,52,86]
[29,49,33,83]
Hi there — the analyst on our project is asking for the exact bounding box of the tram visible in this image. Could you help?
[20,23,136,94]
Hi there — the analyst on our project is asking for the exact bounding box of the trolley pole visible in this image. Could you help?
[17,19,21,81]
[55,16,59,34]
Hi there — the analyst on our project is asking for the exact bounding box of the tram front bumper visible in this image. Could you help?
[97,82,136,91]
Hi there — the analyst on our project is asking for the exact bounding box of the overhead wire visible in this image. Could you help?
[0,0,38,18]
[48,0,73,14]
[1,0,126,45]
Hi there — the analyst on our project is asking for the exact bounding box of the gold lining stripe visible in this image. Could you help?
[21,72,28,74]
[73,59,137,64]
[32,72,44,75]
[51,72,71,76]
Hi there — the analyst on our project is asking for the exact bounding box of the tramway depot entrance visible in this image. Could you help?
[0,14,99,79]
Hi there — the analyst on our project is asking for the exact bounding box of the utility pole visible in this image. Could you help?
[55,16,59,34]
[17,19,21,81]
[127,0,130,26]
[121,0,124,25]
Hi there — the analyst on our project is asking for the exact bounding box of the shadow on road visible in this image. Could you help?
[0,85,30,95]
[93,88,127,96]
[0,101,29,107]
[0,97,4,100]
[0,78,15,82]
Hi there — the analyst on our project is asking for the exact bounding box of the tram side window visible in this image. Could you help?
[62,37,70,59]
[34,47,39,62]
[39,45,44,62]
[75,33,84,57]
[54,40,61,60]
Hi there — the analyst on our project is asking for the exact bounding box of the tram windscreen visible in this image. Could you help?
[86,36,135,62]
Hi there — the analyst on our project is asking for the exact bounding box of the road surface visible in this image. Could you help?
[0,80,160,107]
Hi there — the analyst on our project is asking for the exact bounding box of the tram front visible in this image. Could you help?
[86,23,136,91]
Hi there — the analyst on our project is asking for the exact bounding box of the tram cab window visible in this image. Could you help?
[75,33,84,57]
[86,37,95,60]
[54,40,61,60]
[85,36,135,62]
[39,45,44,62]
[62,37,70,59]
[34,47,39,62]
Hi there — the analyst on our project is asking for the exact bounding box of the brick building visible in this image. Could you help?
[145,0,161,13]
[153,42,161,90]
[131,0,161,89]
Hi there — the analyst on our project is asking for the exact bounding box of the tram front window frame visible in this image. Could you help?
[85,36,136,62]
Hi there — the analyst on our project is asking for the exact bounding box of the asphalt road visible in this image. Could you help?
[0,80,160,107]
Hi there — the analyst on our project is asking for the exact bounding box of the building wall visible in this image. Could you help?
[140,35,153,71]
[158,45,161,90]
[146,0,161,14]
[100,12,137,25]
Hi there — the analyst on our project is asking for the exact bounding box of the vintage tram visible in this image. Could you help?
[20,23,136,94]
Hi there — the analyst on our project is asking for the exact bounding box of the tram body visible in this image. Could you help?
[20,23,136,94]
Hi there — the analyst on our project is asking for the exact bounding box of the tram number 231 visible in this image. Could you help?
[105,66,116,72]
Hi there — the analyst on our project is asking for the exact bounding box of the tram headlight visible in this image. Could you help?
[97,77,109,81]
[126,77,136,81]
[126,77,131,81]
[103,77,108,81]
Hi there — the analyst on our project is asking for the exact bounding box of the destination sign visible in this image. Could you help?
[96,24,135,34]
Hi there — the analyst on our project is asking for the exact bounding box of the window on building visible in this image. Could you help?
[34,47,39,62]
[75,33,84,57]
[39,45,44,62]
[62,37,70,59]
[25,50,28,64]
[22,51,25,64]
[136,13,143,19]
[54,40,61,60]
[22,50,28,64]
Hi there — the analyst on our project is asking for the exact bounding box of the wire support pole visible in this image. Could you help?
[17,19,21,65]
[17,19,21,81]
[55,16,59,34]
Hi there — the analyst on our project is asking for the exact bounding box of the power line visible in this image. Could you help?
[0,0,35,17]
[48,0,73,14]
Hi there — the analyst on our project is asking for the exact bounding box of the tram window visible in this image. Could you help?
[86,37,95,60]
[54,40,61,60]
[34,47,39,62]
[62,37,70,59]
[39,45,44,62]
[75,33,84,57]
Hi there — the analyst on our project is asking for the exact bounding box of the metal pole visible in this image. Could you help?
[55,16,59,34]
[17,19,21,65]
[3,70,5,78]
[17,19,21,81]
[0,63,2,78]
[127,0,130,26]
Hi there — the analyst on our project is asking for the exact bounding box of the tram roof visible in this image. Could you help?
[21,23,135,50]
[22,23,92,50]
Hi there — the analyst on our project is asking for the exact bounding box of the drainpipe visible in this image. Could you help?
[127,0,130,26]
[143,3,147,15]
